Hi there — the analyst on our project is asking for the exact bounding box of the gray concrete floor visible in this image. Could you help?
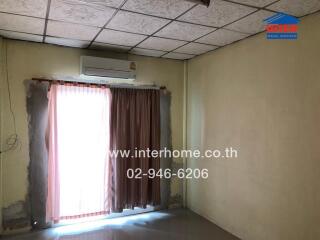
[2,209,240,240]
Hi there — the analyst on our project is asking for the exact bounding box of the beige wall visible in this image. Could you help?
[186,12,320,240]
[0,37,3,233]
[0,40,184,227]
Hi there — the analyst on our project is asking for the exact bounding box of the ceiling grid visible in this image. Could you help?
[0,0,319,60]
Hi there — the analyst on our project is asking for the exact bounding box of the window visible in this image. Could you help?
[47,85,111,221]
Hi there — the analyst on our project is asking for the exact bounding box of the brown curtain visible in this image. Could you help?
[109,88,161,212]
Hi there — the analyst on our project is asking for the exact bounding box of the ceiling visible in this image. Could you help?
[0,0,319,60]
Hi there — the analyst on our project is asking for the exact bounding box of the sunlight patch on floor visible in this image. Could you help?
[53,212,170,235]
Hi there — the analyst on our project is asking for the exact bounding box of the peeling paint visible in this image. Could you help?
[2,200,29,230]
[26,80,49,229]
[169,194,183,208]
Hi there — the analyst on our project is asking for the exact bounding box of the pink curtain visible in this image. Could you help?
[46,84,60,223]
[46,84,112,223]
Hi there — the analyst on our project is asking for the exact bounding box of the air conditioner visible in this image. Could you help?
[80,56,136,81]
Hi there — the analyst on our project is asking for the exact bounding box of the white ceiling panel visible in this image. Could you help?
[0,30,43,42]
[178,0,256,27]
[226,10,274,34]
[196,29,249,46]
[122,0,195,19]
[130,48,166,57]
[162,52,195,60]
[174,42,217,55]
[47,20,100,41]
[0,13,45,35]
[108,11,170,35]
[230,0,275,8]
[0,0,48,18]
[50,0,116,27]
[3,0,320,60]
[155,21,215,41]
[90,42,131,52]
[267,0,320,17]
[70,0,123,8]
[138,37,187,51]
[45,36,90,48]
[96,29,147,46]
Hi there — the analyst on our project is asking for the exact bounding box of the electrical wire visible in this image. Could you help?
[0,41,20,155]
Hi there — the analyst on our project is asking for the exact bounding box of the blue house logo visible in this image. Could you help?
[264,13,300,40]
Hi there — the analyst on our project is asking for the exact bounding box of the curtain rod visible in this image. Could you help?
[31,78,166,90]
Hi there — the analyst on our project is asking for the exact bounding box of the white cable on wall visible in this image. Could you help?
[0,41,20,155]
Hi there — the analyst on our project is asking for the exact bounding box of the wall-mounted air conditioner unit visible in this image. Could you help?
[80,56,136,81]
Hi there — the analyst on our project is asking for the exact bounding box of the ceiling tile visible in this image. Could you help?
[267,0,320,17]
[226,10,274,34]
[45,36,90,48]
[138,37,187,51]
[174,42,217,55]
[155,21,215,41]
[70,0,123,8]
[50,0,116,27]
[0,13,45,35]
[178,0,256,27]
[90,42,131,52]
[162,52,195,60]
[108,11,170,35]
[122,0,195,19]
[0,30,43,42]
[196,29,249,46]
[130,48,166,57]
[47,20,100,41]
[0,0,48,18]
[96,29,147,46]
[230,0,275,8]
